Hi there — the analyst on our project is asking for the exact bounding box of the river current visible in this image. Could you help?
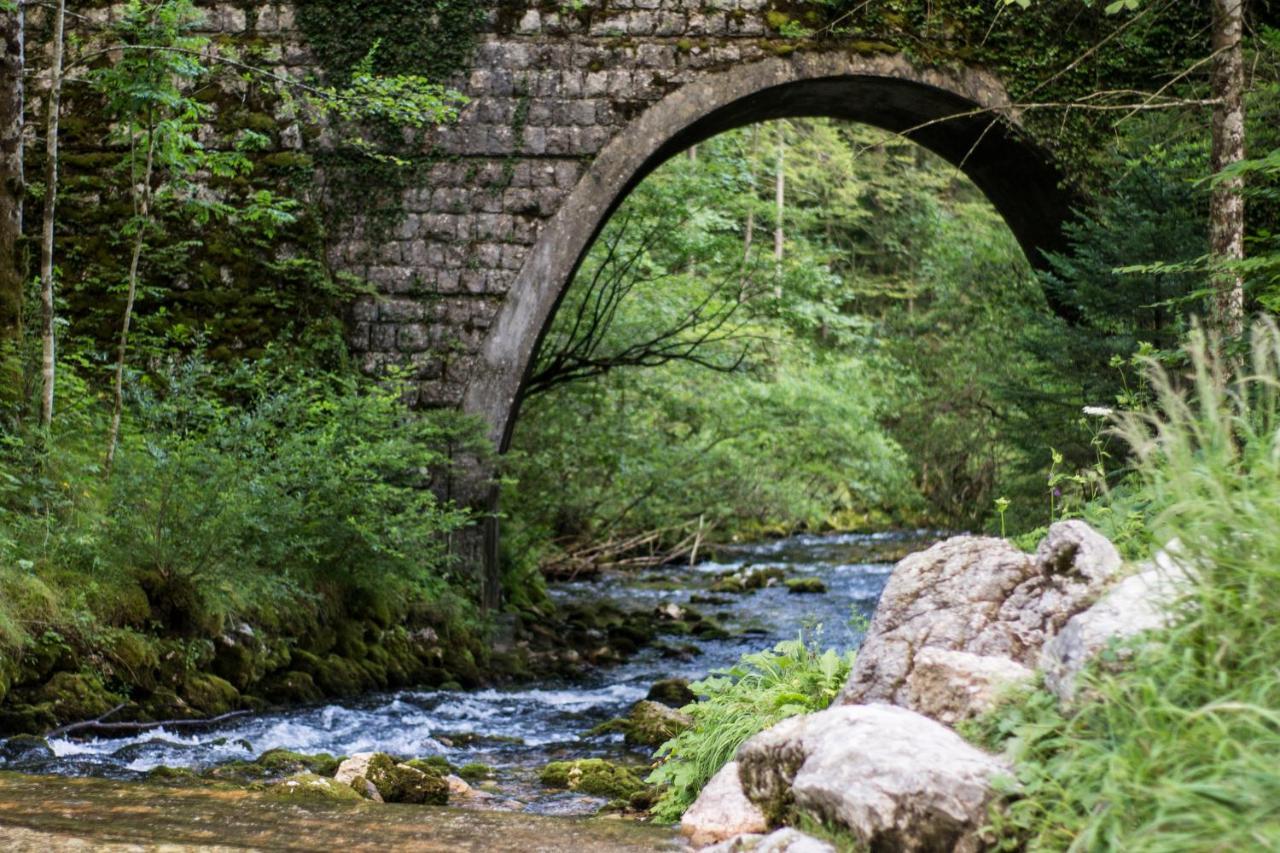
[0,530,927,822]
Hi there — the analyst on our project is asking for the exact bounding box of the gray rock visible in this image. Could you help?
[1041,549,1191,703]
[840,522,1120,710]
[682,761,768,848]
[700,828,837,853]
[738,704,1011,853]
[905,648,1034,725]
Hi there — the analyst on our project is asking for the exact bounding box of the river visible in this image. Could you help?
[0,530,926,849]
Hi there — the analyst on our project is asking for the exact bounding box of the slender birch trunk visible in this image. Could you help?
[1209,0,1245,337]
[743,126,757,262]
[38,0,66,429]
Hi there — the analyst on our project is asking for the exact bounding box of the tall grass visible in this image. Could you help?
[970,319,1280,850]
[647,636,852,823]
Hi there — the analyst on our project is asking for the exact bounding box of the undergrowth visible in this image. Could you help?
[647,635,852,823]
[966,319,1280,850]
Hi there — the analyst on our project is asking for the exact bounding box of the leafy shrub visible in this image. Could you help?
[969,319,1280,850]
[0,351,483,668]
[647,637,853,823]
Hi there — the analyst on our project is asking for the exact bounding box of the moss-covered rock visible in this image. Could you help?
[623,700,692,748]
[265,771,366,803]
[336,752,448,805]
[34,671,119,723]
[0,734,53,763]
[404,755,453,776]
[745,567,788,589]
[0,702,56,735]
[646,678,696,708]
[256,670,323,705]
[180,673,240,716]
[785,577,828,594]
[145,765,202,785]
[255,748,342,778]
[456,762,492,782]
[539,759,646,800]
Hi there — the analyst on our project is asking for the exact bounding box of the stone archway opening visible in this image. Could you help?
[460,54,1075,604]
[466,56,1072,455]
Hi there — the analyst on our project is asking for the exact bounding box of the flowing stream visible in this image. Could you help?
[0,531,926,849]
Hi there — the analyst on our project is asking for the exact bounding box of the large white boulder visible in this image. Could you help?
[682,761,769,848]
[840,521,1120,713]
[1041,548,1191,703]
[905,648,1034,725]
[738,704,1011,853]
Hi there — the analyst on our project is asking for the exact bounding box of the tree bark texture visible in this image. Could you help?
[0,1,24,410]
[1209,0,1245,337]
[39,0,66,429]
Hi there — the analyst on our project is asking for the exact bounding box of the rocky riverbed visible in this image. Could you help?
[0,531,927,847]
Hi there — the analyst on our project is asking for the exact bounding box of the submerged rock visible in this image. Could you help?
[840,521,1120,711]
[681,761,768,848]
[784,578,826,595]
[539,759,645,799]
[738,704,1010,853]
[0,734,54,764]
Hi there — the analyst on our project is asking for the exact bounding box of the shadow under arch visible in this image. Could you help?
[464,51,1074,452]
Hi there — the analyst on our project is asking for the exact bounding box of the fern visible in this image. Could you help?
[647,635,853,822]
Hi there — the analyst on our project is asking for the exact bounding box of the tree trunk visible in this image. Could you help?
[774,129,785,265]
[38,0,65,430]
[1209,0,1245,337]
[773,125,785,298]
[0,1,24,413]
[105,130,156,474]
[743,126,757,262]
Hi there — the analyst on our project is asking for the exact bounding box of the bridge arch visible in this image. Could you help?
[463,51,1073,451]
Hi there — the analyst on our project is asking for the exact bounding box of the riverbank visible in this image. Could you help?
[0,531,921,825]
[0,772,681,852]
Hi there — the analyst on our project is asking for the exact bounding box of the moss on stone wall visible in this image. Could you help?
[293,0,487,82]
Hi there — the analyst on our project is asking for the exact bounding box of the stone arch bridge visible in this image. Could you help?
[321,6,1073,449]
[316,2,1077,601]
[48,1,1090,602]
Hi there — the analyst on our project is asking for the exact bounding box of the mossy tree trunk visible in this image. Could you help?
[0,1,24,416]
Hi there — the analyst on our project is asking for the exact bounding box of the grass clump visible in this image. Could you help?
[647,636,852,822]
[969,320,1280,850]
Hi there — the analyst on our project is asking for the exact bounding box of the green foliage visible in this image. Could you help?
[968,320,1280,850]
[0,348,480,656]
[647,636,853,823]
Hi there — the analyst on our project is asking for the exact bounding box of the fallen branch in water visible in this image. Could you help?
[542,519,717,580]
[46,708,250,740]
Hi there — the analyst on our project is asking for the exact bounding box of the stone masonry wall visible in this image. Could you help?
[29,1,1057,433]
